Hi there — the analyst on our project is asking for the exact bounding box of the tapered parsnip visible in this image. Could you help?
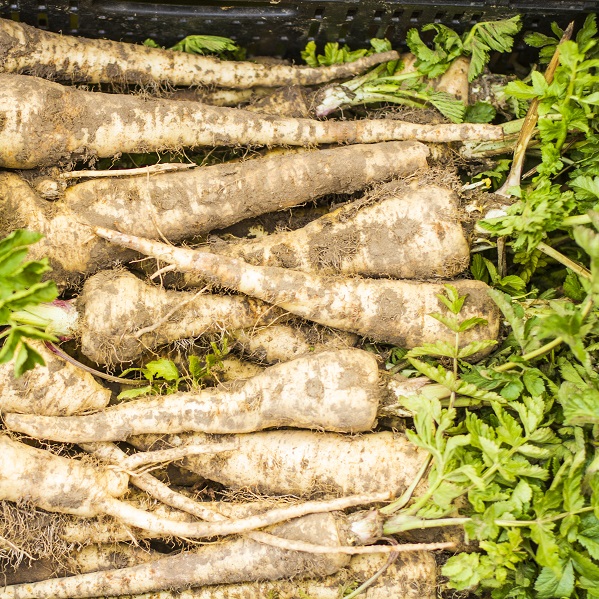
[183,181,470,280]
[0,340,110,415]
[0,514,350,599]
[164,87,270,106]
[0,435,387,538]
[4,349,381,442]
[231,324,358,364]
[130,430,427,497]
[0,19,399,88]
[0,74,502,169]
[96,553,438,599]
[17,270,284,364]
[0,143,429,286]
[2,544,160,585]
[95,229,501,350]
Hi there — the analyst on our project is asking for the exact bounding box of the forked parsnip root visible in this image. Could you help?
[4,349,381,442]
[0,74,502,169]
[0,514,350,599]
[182,181,470,281]
[0,19,398,89]
[130,430,427,497]
[95,228,501,350]
[0,142,429,286]
[0,340,110,415]
[0,435,385,539]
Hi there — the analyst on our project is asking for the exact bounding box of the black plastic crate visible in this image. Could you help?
[2,1,599,57]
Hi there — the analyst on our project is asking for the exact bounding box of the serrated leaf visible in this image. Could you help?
[523,369,546,397]
[458,339,497,358]
[464,101,496,123]
[117,385,154,400]
[534,562,575,598]
[559,381,599,425]
[428,312,461,332]
[143,359,180,382]
[407,341,457,359]
[12,341,45,378]
[442,553,481,589]
[459,317,489,332]
[530,522,561,571]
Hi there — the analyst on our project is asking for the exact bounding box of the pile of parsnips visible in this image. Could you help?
[0,19,502,599]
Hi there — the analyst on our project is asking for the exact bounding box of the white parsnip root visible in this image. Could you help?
[94,228,500,350]
[131,430,427,497]
[0,74,502,169]
[0,340,110,415]
[183,181,471,280]
[3,349,381,442]
[0,142,430,286]
[0,19,399,88]
[0,435,388,539]
[97,553,438,599]
[0,514,350,599]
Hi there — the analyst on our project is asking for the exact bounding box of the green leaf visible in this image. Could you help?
[559,382,599,425]
[534,562,575,598]
[471,253,489,282]
[428,312,461,332]
[143,359,180,382]
[459,316,490,332]
[464,101,497,123]
[143,38,161,48]
[301,41,318,67]
[407,341,457,359]
[169,35,242,58]
[442,553,481,590]
[117,385,155,400]
[12,341,45,378]
[458,339,497,359]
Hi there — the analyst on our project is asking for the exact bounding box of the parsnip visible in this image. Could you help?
[95,228,501,350]
[0,340,110,415]
[130,430,427,497]
[0,19,398,88]
[97,553,438,599]
[0,74,502,169]
[0,435,387,538]
[0,514,350,599]
[0,142,429,286]
[231,324,358,364]
[4,349,381,442]
[18,269,284,365]
[183,181,470,280]
[2,543,160,585]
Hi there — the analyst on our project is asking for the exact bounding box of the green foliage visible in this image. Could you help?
[301,40,370,67]
[118,339,229,399]
[385,243,599,597]
[144,35,245,59]
[407,16,521,81]
[0,230,59,376]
